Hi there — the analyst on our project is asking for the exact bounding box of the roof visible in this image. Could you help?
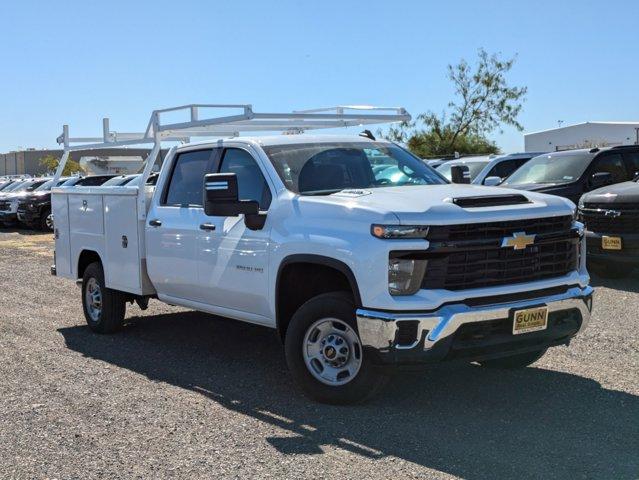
[181,134,388,149]
[526,121,639,136]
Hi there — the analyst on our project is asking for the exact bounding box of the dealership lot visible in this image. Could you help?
[0,230,637,479]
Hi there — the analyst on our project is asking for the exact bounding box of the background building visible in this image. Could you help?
[0,148,167,176]
[524,122,639,152]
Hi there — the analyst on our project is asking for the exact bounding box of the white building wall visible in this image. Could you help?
[524,122,639,152]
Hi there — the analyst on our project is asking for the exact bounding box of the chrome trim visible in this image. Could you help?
[356,286,593,351]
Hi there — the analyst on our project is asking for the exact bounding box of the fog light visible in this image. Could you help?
[389,257,427,296]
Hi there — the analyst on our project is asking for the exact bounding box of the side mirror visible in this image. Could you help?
[483,176,502,187]
[590,172,613,189]
[450,165,471,184]
[203,173,258,217]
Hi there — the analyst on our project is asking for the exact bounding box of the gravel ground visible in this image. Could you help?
[0,230,637,479]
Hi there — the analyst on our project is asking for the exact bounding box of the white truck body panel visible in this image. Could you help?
[52,186,156,296]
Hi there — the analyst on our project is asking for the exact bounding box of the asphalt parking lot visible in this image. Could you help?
[0,230,637,479]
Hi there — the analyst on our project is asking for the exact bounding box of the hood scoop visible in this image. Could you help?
[450,194,531,208]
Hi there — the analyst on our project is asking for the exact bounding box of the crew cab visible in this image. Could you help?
[578,177,639,278]
[50,105,593,403]
[502,146,639,203]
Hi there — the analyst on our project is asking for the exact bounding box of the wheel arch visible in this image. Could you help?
[77,249,103,279]
[275,254,361,341]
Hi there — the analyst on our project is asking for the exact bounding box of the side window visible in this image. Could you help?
[81,176,112,186]
[164,149,215,207]
[219,148,272,210]
[590,153,628,183]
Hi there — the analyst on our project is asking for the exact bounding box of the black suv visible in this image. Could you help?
[18,175,115,230]
[502,146,639,204]
[578,177,639,278]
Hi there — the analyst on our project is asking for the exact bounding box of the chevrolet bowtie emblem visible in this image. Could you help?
[501,231,536,250]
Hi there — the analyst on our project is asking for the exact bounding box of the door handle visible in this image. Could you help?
[199,223,216,231]
[149,219,162,227]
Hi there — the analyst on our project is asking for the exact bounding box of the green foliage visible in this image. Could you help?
[40,154,84,176]
[384,49,527,157]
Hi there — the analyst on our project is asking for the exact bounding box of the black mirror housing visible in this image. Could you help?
[203,173,259,217]
[450,165,471,184]
[590,171,613,189]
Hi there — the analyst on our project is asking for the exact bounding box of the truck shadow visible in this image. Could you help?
[590,270,639,293]
[59,311,639,480]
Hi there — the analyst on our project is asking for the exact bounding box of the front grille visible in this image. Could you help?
[418,216,577,291]
[580,203,639,234]
[0,200,11,212]
[426,216,573,242]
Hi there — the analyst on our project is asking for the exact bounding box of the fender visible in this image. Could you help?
[275,254,362,336]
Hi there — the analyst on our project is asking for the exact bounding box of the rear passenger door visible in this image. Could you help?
[146,148,220,301]
[195,146,273,320]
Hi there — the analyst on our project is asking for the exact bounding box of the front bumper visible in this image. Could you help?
[17,207,41,226]
[585,230,639,264]
[356,285,593,365]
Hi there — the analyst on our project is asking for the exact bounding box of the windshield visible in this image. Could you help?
[437,161,487,181]
[503,153,592,185]
[261,141,446,195]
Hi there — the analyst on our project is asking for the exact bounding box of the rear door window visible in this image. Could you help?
[163,149,219,207]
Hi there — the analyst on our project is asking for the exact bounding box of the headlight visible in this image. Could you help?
[388,255,427,296]
[372,224,429,239]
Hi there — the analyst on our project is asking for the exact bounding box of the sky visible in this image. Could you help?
[1,0,639,153]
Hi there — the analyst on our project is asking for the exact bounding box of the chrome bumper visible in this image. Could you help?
[356,286,593,355]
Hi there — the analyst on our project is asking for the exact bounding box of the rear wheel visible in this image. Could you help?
[478,349,546,369]
[81,262,126,333]
[285,292,388,404]
[588,259,634,279]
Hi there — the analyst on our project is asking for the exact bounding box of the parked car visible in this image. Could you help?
[58,175,117,188]
[18,175,116,231]
[99,174,140,186]
[52,105,593,404]
[437,153,546,186]
[577,177,639,278]
[501,146,639,204]
[0,178,49,226]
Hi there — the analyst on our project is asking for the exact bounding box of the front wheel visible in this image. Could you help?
[81,262,126,333]
[39,208,54,231]
[478,349,547,369]
[285,292,388,404]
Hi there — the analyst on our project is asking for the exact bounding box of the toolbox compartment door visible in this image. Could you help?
[51,193,72,277]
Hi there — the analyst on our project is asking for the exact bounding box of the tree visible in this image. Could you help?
[386,49,527,157]
[40,154,84,176]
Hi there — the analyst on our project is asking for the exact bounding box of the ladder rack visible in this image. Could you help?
[52,103,410,217]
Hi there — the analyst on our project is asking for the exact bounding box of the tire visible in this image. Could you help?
[81,262,126,334]
[588,259,634,279]
[478,348,547,369]
[284,292,388,404]
[39,207,53,231]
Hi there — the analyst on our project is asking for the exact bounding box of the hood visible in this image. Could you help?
[580,181,639,204]
[23,191,51,202]
[300,185,575,224]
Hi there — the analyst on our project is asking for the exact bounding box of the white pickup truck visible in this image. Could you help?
[51,105,593,404]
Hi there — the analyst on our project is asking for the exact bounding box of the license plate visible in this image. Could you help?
[513,306,548,335]
[602,236,622,250]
